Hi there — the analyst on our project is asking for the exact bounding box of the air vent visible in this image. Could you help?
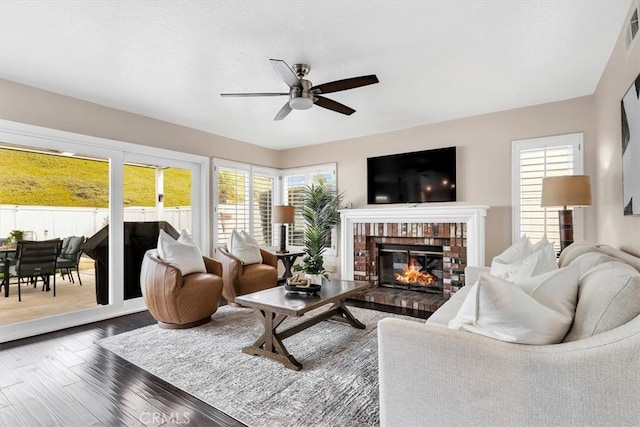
[625,1,639,51]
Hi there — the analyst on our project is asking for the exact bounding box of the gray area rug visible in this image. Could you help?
[96,305,419,426]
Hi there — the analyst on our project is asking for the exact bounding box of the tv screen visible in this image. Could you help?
[367,147,457,204]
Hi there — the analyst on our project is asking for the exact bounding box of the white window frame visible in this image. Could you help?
[212,159,281,250]
[211,159,337,255]
[512,132,584,250]
[281,163,338,254]
[0,119,209,343]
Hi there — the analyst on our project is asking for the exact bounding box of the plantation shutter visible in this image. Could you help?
[252,172,275,246]
[282,166,337,249]
[215,164,250,246]
[512,133,583,253]
[282,174,306,247]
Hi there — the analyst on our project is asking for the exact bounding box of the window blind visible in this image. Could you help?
[281,167,336,248]
[252,173,274,246]
[512,134,583,253]
[215,165,249,246]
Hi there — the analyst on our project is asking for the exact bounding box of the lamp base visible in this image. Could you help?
[277,224,288,254]
[558,209,574,252]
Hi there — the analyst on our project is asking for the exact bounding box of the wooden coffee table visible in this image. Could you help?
[234,278,371,370]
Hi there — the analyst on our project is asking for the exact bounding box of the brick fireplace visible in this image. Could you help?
[340,205,488,310]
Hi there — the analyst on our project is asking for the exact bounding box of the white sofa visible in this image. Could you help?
[378,243,640,427]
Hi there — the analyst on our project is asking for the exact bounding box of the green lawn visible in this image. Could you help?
[0,148,191,207]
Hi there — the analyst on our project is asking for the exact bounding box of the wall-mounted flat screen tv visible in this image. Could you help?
[367,146,457,204]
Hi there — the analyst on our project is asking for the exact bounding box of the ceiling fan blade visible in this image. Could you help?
[220,92,289,97]
[314,96,355,116]
[270,59,301,89]
[274,101,293,121]
[311,74,379,94]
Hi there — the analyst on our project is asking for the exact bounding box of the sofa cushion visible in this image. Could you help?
[563,261,640,342]
[157,229,206,275]
[596,244,640,272]
[558,240,598,268]
[570,251,620,275]
[448,264,581,344]
[229,229,263,265]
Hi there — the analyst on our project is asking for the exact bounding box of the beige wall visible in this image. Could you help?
[593,4,640,256]
[2,1,637,261]
[0,79,280,167]
[280,97,596,261]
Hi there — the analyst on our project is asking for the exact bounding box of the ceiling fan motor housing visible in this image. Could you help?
[289,79,314,110]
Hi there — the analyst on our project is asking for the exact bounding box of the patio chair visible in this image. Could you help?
[10,239,62,302]
[58,235,85,285]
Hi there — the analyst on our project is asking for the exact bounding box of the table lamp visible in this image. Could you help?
[541,175,592,252]
[272,205,295,253]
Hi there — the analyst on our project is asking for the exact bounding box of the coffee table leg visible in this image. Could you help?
[243,309,303,371]
[333,301,366,329]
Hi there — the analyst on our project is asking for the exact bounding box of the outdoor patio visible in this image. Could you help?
[0,257,98,326]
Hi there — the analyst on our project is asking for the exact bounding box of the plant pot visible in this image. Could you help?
[304,273,324,285]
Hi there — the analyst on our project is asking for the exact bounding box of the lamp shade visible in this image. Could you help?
[541,175,592,208]
[272,205,295,224]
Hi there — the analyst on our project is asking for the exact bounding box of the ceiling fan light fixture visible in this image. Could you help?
[289,96,314,110]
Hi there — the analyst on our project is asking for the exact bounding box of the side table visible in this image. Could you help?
[272,250,305,285]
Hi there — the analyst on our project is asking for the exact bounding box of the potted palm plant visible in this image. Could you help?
[293,179,344,284]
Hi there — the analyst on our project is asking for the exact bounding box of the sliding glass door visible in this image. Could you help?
[0,120,208,342]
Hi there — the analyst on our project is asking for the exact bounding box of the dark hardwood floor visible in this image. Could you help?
[0,311,245,426]
[0,302,430,426]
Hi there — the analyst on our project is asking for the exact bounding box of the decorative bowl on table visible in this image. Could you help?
[284,275,322,294]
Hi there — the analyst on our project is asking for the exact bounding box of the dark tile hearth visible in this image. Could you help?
[349,287,449,313]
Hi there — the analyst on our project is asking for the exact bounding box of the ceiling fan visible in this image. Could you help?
[220,59,379,121]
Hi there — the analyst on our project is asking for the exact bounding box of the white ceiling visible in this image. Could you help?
[0,1,632,150]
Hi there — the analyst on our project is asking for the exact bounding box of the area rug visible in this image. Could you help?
[96,305,420,426]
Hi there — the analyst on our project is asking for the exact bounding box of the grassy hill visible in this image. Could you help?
[0,148,192,207]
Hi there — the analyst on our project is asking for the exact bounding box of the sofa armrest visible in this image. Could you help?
[378,316,640,427]
[464,265,489,285]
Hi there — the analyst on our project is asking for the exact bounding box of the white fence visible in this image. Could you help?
[0,205,192,240]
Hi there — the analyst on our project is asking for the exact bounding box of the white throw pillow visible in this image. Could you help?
[157,229,206,275]
[492,234,532,265]
[531,235,550,253]
[448,263,580,344]
[490,243,558,283]
[229,229,263,265]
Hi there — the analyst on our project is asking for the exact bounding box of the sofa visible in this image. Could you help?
[378,242,640,426]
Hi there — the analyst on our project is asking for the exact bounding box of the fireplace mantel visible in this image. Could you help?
[339,205,489,280]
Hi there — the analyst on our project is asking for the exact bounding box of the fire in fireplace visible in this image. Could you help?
[377,244,443,294]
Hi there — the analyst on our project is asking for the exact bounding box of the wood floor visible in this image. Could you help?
[0,302,430,426]
[0,311,244,426]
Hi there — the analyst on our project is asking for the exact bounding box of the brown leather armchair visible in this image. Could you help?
[216,245,278,304]
[140,249,223,329]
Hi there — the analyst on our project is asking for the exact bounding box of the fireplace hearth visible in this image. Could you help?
[340,205,489,311]
[378,244,443,294]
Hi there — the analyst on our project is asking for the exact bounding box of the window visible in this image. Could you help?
[282,164,337,249]
[213,160,279,247]
[512,133,584,252]
[213,160,336,251]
